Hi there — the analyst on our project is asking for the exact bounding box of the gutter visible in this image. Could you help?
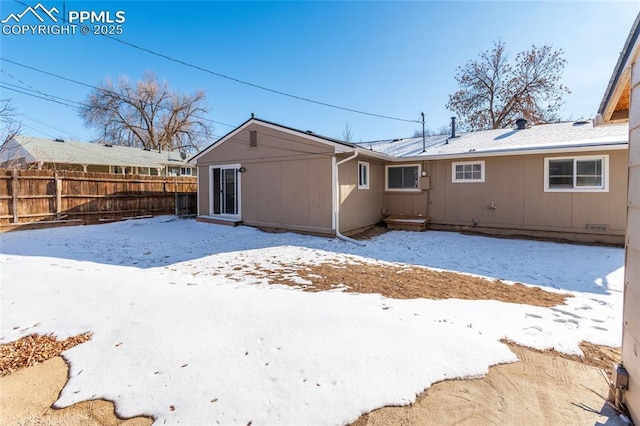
[398,141,628,162]
[334,151,365,246]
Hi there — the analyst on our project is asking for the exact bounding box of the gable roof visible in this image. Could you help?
[2,136,193,169]
[598,12,640,123]
[356,121,628,160]
[189,117,364,164]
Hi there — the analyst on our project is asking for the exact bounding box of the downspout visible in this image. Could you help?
[335,151,365,246]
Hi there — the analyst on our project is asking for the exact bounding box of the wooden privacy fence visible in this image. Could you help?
[0,169,197,228]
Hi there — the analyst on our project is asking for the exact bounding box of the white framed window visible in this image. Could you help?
[452,161,485,183]
[544,155,609,192]
[181,167,194,176]
[385,164,420,191]
[358,161,370,189]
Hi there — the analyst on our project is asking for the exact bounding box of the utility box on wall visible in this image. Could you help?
[419,176,430,190]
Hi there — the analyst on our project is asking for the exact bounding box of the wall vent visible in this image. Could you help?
[587,224,609,231]
[249,130,257,148]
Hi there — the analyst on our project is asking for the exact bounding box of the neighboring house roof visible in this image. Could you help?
[1,136,193,169]
[189,116,364,164]
[356,121,629,160]
[598,12,640,123]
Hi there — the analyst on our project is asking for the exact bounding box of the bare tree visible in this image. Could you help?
[340,121,353,142]
[0,99,21,144]
[446,41,570,131]
[412,125,449,137]
[80,73,211,153]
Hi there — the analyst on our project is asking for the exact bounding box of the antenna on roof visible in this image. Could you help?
[421,112,426,152]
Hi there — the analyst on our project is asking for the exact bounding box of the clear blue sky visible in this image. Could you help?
[1,0,638,144]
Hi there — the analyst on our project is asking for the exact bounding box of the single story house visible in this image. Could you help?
[598,11,639,422]
[0,136,196,176]
[191,116,628,244]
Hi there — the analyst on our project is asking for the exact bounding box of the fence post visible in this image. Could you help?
[174,175,178,216]
[55,172,62,220]
[11,168,19,223]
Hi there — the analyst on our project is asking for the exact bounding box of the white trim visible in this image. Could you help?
[543,155,609,192]
[331,156,336,231]
[451,160,485,183]
[357,161,370,189]
[190,118,362,164]
[398,142,627,162]
[196,166,200,215]
[208,164,242,219]
[385,163,422,192]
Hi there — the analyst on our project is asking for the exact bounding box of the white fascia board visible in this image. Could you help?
[353,147,394,161]
[191,119,365,162]
[397,142,628,162]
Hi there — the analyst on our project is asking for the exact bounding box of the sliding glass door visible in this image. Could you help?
[210,165,240,218]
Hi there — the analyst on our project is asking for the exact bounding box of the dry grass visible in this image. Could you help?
[0,333,91,377]
[252,261,571,308]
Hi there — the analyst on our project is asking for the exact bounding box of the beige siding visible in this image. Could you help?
[338,159,384,233]
[196,124,335,234]
[383,161,430,217]
[623,59,640,422]
[197,166,209,216]
[385,151,627,242]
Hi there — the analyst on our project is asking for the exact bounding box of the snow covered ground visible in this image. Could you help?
[0,217,624,424]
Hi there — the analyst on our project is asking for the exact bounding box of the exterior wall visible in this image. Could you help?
[623,57,640,422]
[338,158,384,233]
[382,160,430,217]
[384,151,628,243]
[197,165,209,217]
[196,123,335,234]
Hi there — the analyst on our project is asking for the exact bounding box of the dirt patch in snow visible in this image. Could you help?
[0,343,621,426]
[0,356,153,426]
[256,262,571,308]
[352,342,623,426]
[503,339,621,373]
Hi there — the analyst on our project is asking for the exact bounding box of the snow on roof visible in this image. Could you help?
[353,134,449,158]
[8,136,192,168]
[356,121,628,159]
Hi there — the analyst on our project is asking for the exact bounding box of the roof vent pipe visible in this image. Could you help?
[516,118,527,130]
[450,117,456,139]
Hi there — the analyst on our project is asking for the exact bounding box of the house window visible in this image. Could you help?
[544,155,608,192]
[181,167,193,176]
[452,161,485,183]
[358,161,369,189]
[385,164,420,191]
